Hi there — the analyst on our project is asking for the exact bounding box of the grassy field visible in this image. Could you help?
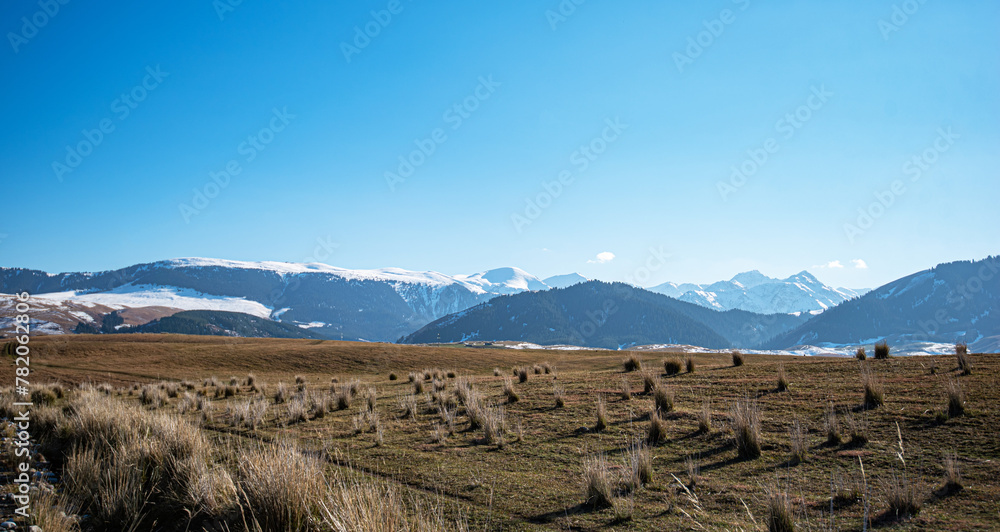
[3,334,999,531]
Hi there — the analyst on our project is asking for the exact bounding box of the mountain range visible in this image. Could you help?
[649,271,867,314]
[2,256,996,353]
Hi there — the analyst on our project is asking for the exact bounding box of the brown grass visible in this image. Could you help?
[956,343,973,375]
[946,379,965,418]
[874,340,890,359]
[730,395,761,460]
[623,354,643,372]
[663,358,683,376]
[732,351,745,367]
[765,486,795,532]
[594,395,608,432]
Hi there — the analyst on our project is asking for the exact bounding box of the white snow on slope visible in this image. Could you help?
[32,284,272,318]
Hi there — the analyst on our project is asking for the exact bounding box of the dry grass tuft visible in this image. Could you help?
[620,376,632,401]
[594,395,608,432]
[882,470,921,519]
[626,441,652,490]
[788,419,807,465]
[641,371,659,395]
[732,351,745,367]
[855,347,867,360]
[765,486,795,532]
[517,366,529,383]
[824,403,841,445]
[503,377,520,403]
[647,409,668,444]
[685,357,696,373]
[942,453,963,493]
[776,364,789,392]
[861,363,884,408]
[697,398,712,434]
[623,354,642,372]
[554,384,566,408]
[653,385,673,415]
[730,395,761,460]
[956,342,973,375]
[946,379,965,418]
[845,410,868,446]
[663,358,683,376]
[583,454,615,509]
[874,340,890,359]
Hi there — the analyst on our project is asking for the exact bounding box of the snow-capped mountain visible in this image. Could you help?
[0,259,555,341]
[648,270,867,314]
[454,267,548,295]
[542,273,589,289]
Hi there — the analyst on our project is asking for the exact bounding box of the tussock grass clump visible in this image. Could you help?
[626,441,652,490]
[653,385,673,414]
[31,386,58,406]
[481,403,506,447]
[663,358,683,376]
[336,385,353,410]
[273,382,288,404]
[874,340,890,359]
[730,395,761,460]
[228,376,239,386]
[776,365,789,392]
[856,347,867,360]
[236,440,325,531]
[686,357,696,373]
[697,398,712,434]
[541,362,554,374]
[845,410,868,446]
[824,403,841,445]
[641,371,659,395]
[54,392,237,529]
[946,379,965,418]
[389,372,398,381]
[413,378,425,394]
[788,419,807,465]
[647,410,668,444]
[245,373,256,386]
[942,453,963,493]
[294,375,306,385]
[493,368,502,377]
[732,351,745,367]
[285,396,309,424]
[620,376,632,401]
[554,384,566,408]
[583,454,615,509]
[956,342,973,375]
[398,394,418,419]
[230,398,268,430]
[139,384,165,408]
[765,487,795,532]
[532,364,543,375]
[223,384,238,398]
[594,395,608,432]
[861,363,884,408]
[882,471,921,519]
[685,455,700,488]
[503,378,520,403]
[517,366,529,383]
[623,354,642,372]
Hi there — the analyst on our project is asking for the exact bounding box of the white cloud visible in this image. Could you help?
[823,260,844,269]
[852,259,868,269]
[588,251,615,264]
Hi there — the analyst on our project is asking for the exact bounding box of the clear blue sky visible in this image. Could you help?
[1,1,997,289]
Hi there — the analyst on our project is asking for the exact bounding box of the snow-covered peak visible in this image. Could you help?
[456,267,548,295]
[730,270,774,288]
[543,273,589,289]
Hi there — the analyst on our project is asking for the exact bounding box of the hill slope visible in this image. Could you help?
[400,281,808,349]
[125,310,326,339]
[764,256,1000,350]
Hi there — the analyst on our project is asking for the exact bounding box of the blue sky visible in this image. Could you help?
[1,1,997,289]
